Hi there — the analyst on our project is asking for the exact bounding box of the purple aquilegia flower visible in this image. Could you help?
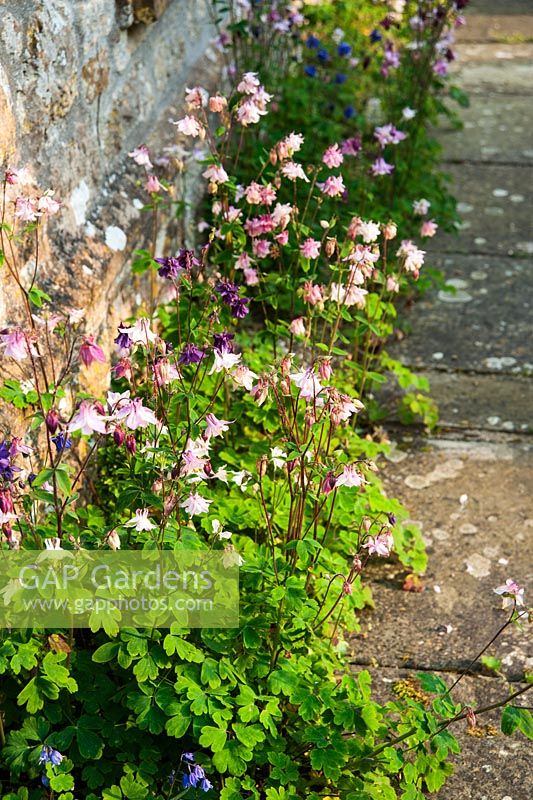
[180,753,212,792]
[179,343,205,365]
[213,332,234,353]
[216,280,239,304]
[230,297,250,318]
[114,327,132,351]
[0,441,21,482]
[155,257,183,280]
[51,433,72,453]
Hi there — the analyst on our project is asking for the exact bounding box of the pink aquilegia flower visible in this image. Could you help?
[205,413,233,438]
[289,317,306,336]
[237,72,261,94]
[335,464,364,488]
[397,240,425,276]
[371,158,394,176]
[494,579,525,609]
[321,175,345,197]
[69,401,108,436]
[145,175,162,193]
[115,398,158,430]
[79,336,106,367]
[290,369,322,400]
[303,281,324,306]
[364,530,394,557]
[185,85,208,109]
[128,145,152,168]
[0,330,36,361]
[413,198,430,215]
[15,197,39,222]
[119,318,157,345]
[37,191,61,216]
[209,94,227,112]
[124,509,157,531]
[322,144,344,169]
[203,164,229,184]
[300,238,321,259]
[244,267,259,286]
[173,115,203,137]
[281,161,309,182]
[420,219,438,238]
[180,492,212,516]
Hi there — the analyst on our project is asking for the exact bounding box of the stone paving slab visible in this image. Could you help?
[405,371,532,435]
[353,666,532,800]
[439,94,533,164]
[431,164,533,256]
[356,442,533,680]
[391,254,533,374]
[458,14,533,43]
[451,58,533,95]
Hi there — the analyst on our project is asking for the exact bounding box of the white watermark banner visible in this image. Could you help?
[0,550,239,629]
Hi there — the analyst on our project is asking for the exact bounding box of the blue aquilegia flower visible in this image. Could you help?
[338,41,352,57]
[179,753,212,792]
[51,433,72,453]
[304,64,317,77]
[39,746,64,767]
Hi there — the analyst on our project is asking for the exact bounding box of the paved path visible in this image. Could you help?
[356,2,533,797]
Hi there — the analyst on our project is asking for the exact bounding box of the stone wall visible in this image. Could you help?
[0,0,217,384]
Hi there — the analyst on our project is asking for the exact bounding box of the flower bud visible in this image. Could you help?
[0,489,14,514]
[383,221,397,240]
[322,471,337,495]
[325,237,337,258]
[113,425,125,446]
[151,478,163,494]
[352,555,362,573]
[256,455,268,479]
[203,460,213,477]
[466,708,476,730]
[45,409,60,434]
[387,512,397,527]
[362,517,372,532]
[94,401,106,415]
[318,358,333,381]
[106,529,121,551]
[342,581,353,595]
[125,434,136,455]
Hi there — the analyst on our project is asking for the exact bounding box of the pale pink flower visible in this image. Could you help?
[15,197,39,222]
[174,115,203,137]
[225,206,242,223]
[203,164,229,184]
[205,413,233,438]
[222,544,244,567]
[413,198,430,215]
[371,157,394,176]
[250,377,269,406]
[383,221,398,240]
[321,175,345,197]
[128,145,152,168]
[106,529,121,550]
[145,175,162,193]
[402,107,416,120]
[37,191,61,216]
[433,59,448,76]
[364,531,394,557]
[303,281,324,306]
[244,267,259,286]
[494,579,525,609]
[69,401,108,436]
[344,242,379,266]
[153,358,181,386]
[180,449,207,478]
[420,219,438,238]
[245,182,263,204]
[275,230,289,246]
[290,369,322,400]
[277,132,304,159]
[289,317,306,336]
[386,276,400,293]
[322,144,344,169]
[272,203,293,229]
[231,365,257,391]
[115,398,158,430]
[318,358,333,381]
[180,492,212,515]
[210,349,242,374]
[374,124,406,147]
[209,94,227,112]
[237,72,260,94]
[107,390,131,412]
[237,100,264,126]
[185,86,208,109]
[252,239,271,258]
[235,252,252,270]
[0,330,36,361]
[336,464,364,488]
[260,184,277,206]
[124,509,157,531]
[397,240,425,275]
[119,318,157,345]
[281,161,309,182]
[300,238,321,259]
[79,336,106,368]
